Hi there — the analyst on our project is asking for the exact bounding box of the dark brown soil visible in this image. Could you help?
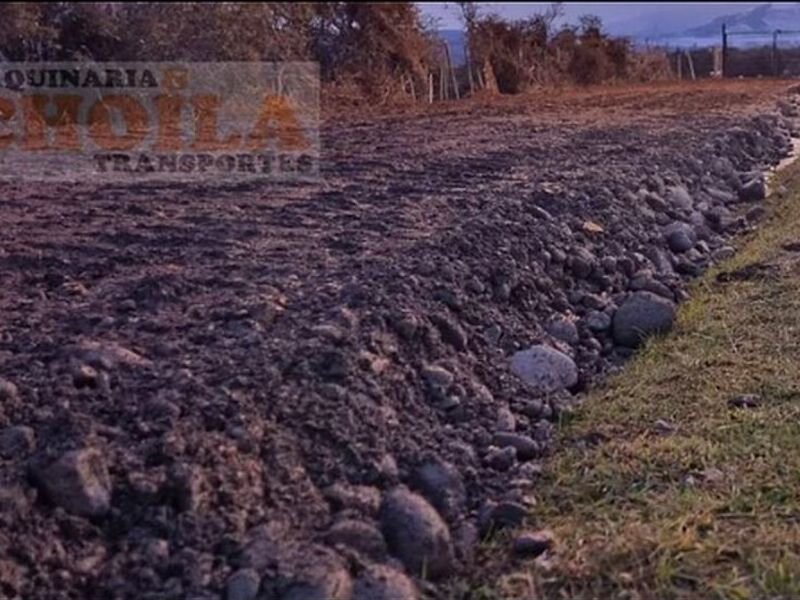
[0,80,796,599]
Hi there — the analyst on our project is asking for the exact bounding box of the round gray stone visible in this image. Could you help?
[665,223,696,253]
[379,487,454,579]
[666,185,693,211]
[226,569,260,600]
[545,318,579,346]
[324,519,387,560]
[492,432,539,461]
[509,345,578,393]
[352,565,417,600]
[612,291,675,348]
[280,548,352,600]
[410,459,466,521]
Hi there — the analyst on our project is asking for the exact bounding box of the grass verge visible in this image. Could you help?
[483,162,800,600]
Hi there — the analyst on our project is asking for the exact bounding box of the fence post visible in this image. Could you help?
[721,23,728,78]
[685,51,696,80]
[443,42,460,100]
[772,30,779,76]
[465,46,475,94]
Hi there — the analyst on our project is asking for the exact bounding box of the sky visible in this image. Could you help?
[417,2,780,34]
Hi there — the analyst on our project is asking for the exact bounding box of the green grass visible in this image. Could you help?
[484,163,800,600]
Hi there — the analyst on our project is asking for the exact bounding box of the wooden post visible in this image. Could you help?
[465,45,475,94]
[712,45,723,77]
[428,72,434,103]
[685,51,696,80]
[677,52,683,79]
[721,23,728,78]
[443,42,460,100]
[772,30,779,76]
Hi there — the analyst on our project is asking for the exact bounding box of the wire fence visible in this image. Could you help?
[722,26,800,77]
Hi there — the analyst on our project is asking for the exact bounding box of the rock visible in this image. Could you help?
[509,345,578,393]
[380,487,454,579]
[746,205,766,222]
[479,501,527,534]
[72,364,100,389]
[0,379,19,401]
[429,314,468,351]
[234,523,286,572]
[422,365,454,393]
[465,276,486,294]
[485,446,516,471]
[324,519,387,560]
[699,467,725,484]
[393,313,419,340]
[433,287,463,311]
[739,178,766,202]
[665,223,696,253]
[281,548,352,600]
[653,419,675,434]
[313,349,350,381]
[34,448,112,517]
[545,318,579,346]
[705,186,736,205]
[226,569,260,600]
[495,406,516,432]
[74,340,152,369]
[512,530,554,558]
[728,393,761,408]
[644,191,668,212]
[0,484,31,520]
[0,426,36,459]
[312,324,347,344]
[492,433,539,461]
[612,292,675,348]
[645,246,675,275]
[581,293,607,311]
[569,247,596,279]
[410,459,466,521]
[352,565,417,600]
[167,463,206,512]
[583,311,612,332]
[519,399,544,419]
[533,204,555,220]
[452,520,479,563]
[324,483,381,516]
[484,324,503,345]
[666,185,693,211]
[518,462,544,480]
[712,246,736,261]
[629,273,674,300]
[0,559,22,594]
[376,454,400,484]
[532,419,554,443]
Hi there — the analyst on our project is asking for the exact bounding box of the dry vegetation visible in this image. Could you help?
[0,2,674,107]
[462,5,671,92]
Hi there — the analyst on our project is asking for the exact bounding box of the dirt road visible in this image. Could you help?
[0,80,795,599]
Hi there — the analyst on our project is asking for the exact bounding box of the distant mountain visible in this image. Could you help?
[604,4,761,38]
[685,3,773,36]
[433,3,800,55]
[626,3,800,48]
